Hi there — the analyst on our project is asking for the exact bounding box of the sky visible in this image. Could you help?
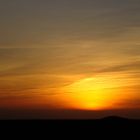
[0,0,140,119]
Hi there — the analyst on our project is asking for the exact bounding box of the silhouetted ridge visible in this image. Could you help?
[101,116,129,120]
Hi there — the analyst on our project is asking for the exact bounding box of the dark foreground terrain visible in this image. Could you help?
[0,116,140,136]
[0,116,140,130]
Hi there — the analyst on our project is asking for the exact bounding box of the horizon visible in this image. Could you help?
[0,108,140,119]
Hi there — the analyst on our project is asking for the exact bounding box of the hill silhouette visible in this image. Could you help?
[0,116,140,134]
[101,116,130,120]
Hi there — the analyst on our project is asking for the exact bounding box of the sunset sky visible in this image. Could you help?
[0,0,140,119]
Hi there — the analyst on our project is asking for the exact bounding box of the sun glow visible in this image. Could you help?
[60,74,135,110]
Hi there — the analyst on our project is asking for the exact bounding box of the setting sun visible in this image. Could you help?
[60,73,137,110]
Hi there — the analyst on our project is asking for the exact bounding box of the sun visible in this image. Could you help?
[60,73,132,110]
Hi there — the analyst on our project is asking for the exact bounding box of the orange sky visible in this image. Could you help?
[0,0,140,118]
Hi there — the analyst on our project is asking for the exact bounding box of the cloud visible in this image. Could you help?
[116,97,140,109]
[96,61,140,74]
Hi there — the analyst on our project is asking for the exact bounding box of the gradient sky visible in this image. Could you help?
[0,0,140,118]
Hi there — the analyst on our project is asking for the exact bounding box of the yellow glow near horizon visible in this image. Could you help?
[60,74,136,110]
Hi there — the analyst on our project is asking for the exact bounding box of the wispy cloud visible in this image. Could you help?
[96,61,140,74]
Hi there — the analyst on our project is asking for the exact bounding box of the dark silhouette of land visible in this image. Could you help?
[0,108,140,119]
[0,116,140,137]
[101,116,130,120]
